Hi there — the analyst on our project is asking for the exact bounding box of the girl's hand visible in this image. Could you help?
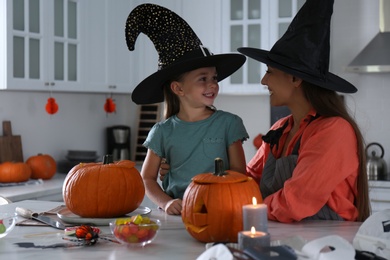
[164,199,182,215]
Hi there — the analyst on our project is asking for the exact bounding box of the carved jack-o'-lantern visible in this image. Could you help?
[181,158,262,243]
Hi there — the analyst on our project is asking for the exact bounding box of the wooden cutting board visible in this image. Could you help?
[0,121,24,163]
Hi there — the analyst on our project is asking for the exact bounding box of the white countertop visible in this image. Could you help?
[0,200,363,260]
[0,174,66,202]
[369,180,390,188]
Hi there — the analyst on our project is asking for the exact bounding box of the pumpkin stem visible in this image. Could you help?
[103,155,114,164]
[213,158,227,176]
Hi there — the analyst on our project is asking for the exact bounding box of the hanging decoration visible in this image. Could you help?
[45,97,59,115]
[104,94,116,114]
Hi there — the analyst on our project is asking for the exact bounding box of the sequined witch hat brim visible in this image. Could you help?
[238,0,356,93]
[126,4,246,105]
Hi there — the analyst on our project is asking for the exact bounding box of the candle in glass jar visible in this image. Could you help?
[242,197,268,232]
[238,226,270,250]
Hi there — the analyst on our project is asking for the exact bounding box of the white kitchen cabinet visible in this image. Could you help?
[0,0,82,92]
[369,181,390,214]
[220,0,304,95]
[84,0,182,94]
[83,0,136,93]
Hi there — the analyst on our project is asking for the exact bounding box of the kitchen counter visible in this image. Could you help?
[0,200,363,260]
[2,174,389,213]
[0,174,66,202]
[369,180,390,213]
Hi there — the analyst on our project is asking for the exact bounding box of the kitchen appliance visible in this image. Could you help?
[346,0,390,73]
[106,125,131,161]
[366,142,388,180]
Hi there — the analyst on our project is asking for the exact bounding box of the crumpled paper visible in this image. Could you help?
[197,244,233,260]
[198,235,356,260]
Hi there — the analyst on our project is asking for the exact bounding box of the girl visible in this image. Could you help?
[126,4,248,215]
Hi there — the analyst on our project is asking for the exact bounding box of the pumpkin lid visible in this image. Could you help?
[192,158,249,184]
[192,171,249,184]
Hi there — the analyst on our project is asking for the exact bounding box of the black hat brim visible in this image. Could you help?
[131,54,246,104]
[237,47,357,94]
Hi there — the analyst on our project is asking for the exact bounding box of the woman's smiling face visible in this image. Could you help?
[261,66,298,107]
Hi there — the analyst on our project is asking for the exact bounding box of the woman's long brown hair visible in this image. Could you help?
[302,81,370,221]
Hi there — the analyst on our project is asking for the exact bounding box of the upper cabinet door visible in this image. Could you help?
[83,0,137,94]
[1,0,82,91]
[220,0,304,95]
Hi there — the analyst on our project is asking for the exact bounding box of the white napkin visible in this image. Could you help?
[301,235,355,260]
[353,209,390,259]
[196,244,233,260]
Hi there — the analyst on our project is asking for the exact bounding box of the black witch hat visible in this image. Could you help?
[238,0,356,93]
[126,4,246,104]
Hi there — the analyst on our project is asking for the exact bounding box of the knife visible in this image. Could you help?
[15,207,66,230]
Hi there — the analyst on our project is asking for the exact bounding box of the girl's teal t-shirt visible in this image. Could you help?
[143,110,249,199]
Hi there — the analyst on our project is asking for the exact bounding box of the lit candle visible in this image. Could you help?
[242,197,268,232]
[238,226,270,250]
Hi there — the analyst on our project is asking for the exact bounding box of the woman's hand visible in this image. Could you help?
[159,159,170,181]
[164,198,182,215]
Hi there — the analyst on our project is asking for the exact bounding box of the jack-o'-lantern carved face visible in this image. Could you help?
[182,159,262,243]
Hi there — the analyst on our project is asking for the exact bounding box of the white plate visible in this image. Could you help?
[57,206,151,226]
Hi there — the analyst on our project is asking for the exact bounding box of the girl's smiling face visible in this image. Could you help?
[172,67,219,108]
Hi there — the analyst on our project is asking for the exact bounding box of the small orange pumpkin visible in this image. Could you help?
[26,153,57,180]
[0,162,32,183]
[62,155,145,218]
[182,158,262,243]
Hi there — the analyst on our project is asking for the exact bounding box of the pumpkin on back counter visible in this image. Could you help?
[26,153,56,180]
[0,161,31,183]
[62,155,145,218]
[182,158,262,243]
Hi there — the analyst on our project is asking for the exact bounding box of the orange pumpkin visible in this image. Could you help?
[0,162,32,183]
[62,155,145,218]
[182,158,262,243]
[26,153,57,180]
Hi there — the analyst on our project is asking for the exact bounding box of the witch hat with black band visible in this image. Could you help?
[126,4,246,105]
[238,0,356,94]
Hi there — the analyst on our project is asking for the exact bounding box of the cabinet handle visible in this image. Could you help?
[44,82,50,86]
[108,85,117,89]
[50,82,55,86]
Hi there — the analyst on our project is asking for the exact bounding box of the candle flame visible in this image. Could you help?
[252,197,257,206]
[251,226,256,234]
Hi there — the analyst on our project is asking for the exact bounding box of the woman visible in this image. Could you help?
[237,0,370,222]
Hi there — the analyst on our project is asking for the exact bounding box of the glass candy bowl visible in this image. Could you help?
[0,213,17,239]
[110,215,160,247]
